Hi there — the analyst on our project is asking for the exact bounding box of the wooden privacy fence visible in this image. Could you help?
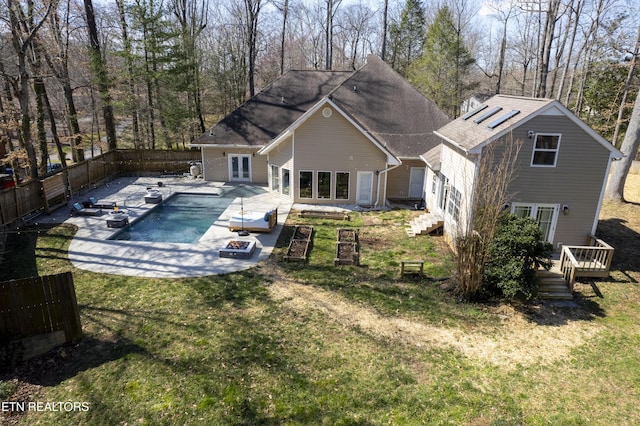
[0,149,201,227]
[0,272,82,364]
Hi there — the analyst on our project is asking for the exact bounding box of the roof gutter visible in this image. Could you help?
[433,130,471,155]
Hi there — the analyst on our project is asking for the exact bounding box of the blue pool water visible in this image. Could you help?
[111,193,233,243]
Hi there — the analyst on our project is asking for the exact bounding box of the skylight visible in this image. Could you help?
[487,110,521,129]
[473,106,503,124]
[462,104,488,120]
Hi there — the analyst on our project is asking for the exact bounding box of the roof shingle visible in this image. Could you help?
[192,55,451,158]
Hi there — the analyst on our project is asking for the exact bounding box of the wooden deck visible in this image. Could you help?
[558,234,614,292]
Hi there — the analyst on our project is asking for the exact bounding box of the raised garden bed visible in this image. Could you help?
[284,225,313,263]
[334,228,360,266]
[299,210,350,221]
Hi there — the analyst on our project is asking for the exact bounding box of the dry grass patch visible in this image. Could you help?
[265,262,601,370]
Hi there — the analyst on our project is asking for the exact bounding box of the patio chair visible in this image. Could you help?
[71,202,103,216]
[88,196,117,209]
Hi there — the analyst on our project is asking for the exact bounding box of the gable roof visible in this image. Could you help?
[434,94,623,158]
[191,70,350,147]
[259,97,402,166]
[192,55,451,159]
[329,55,451,158]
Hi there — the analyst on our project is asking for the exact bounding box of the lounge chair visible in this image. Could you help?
[71,202,103,216]
[228,208,278,233]
[88,197,117,209]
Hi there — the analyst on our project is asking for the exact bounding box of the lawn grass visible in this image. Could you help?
[2,190,640,425]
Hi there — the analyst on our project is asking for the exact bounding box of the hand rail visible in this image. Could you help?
[559,246,579,292]
[559,235,614,292]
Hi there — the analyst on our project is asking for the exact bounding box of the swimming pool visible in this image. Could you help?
[110,193,233,243]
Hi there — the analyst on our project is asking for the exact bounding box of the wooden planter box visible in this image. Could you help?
[299,210,350,220]
[284,225,314,263]
[334,228,360,266]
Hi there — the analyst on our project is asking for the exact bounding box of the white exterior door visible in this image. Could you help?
[512,203,559,243]
[356,171,373,205]
[229,155,251,181]
[409,167,425,198]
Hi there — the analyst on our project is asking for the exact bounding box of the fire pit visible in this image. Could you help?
[219,239,256,259]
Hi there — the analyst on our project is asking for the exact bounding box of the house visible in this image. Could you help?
[422,94,623,251]
[460,93,491,115]
[190,55,450,207]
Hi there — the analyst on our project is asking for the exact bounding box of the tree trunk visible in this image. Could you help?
[44,3,84,163]
[84,0,117,151]
[605,89,640,202]
[116,0,141,149]
[556,0,583,101]
[381,0,388,61]
[8,0,45,181]
[280,0,289,75]
[536,0,560,98]
[612,24,640,147]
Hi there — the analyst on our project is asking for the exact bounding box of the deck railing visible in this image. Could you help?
[559,234,614,291]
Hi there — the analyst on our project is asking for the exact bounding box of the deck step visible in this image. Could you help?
[537,265,573,300]
[538,291,574,300]
[405,213,444,237]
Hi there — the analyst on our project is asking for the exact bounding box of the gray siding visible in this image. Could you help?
[501,115,611,246]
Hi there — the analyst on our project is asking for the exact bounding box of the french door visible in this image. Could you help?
[512,203,559,243]
[229,155,251,181]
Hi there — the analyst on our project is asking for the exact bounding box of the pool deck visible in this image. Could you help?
[36,176,292,278]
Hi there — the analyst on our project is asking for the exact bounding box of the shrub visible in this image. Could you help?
[482,214,554,299]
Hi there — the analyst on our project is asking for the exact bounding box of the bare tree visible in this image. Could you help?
[605,85,640,202]
[381,0,388,61]
[6,0,55,180]
[612,24,640,147]
[273,0,289,75]
[454,136,521,299]
[84,0,117,151]
[571,0,608,113]
[42,0,86,162]
[535,0,561,97]
[324,0,342,70]
[335,2,375,70]
[116,0,141,148]
[486,0,518,94]
[171,0,208,133]
[555,0,584,101]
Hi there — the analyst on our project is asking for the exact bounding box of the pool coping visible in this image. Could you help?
[37,177,292,278]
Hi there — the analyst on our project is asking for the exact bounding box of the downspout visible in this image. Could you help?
[200,147,206,180]
[375,164,400,208]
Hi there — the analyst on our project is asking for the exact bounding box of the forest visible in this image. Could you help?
[0,0,638,183]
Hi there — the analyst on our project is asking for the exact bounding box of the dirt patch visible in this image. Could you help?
[264,262,601,369]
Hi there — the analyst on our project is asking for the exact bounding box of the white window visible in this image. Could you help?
[438,174,449,211]
[335,172,349,200]
[317,171,332,199]
[282,168,290,196]
[531,134,561,167]
[299,171,313,199]
[270,165,279,192]
[447,186,462,221]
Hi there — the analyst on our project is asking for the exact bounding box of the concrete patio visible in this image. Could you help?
[36,176,292,278]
